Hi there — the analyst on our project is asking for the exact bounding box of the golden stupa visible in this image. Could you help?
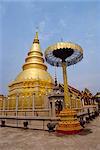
[8,32,54,110]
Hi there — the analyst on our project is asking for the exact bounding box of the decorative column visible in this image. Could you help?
[16,94,19,117]
[3,97,6,115]
[52,98,56,117]
[48,102,51,117]
[27,95,30,110]
[22,95,23,110]
[7,96,9,110]
[32,93,35,116]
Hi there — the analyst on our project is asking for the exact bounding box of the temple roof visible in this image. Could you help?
[94,92,100,98]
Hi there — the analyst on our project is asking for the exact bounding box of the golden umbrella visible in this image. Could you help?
[45,41,83,134]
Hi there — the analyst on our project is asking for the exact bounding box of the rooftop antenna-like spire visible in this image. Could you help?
[33,26,39,44]
[54,65,57,86]
[61,37,63,42]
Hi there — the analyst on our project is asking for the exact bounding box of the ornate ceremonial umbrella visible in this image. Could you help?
[45,42,83,108]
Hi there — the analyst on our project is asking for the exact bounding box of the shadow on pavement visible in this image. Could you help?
[47,128,93,137]
[78,128,93,136]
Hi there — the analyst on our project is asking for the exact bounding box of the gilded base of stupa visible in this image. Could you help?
[56,108,82,134]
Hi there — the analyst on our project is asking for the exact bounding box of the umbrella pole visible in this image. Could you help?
[62,62,70,109]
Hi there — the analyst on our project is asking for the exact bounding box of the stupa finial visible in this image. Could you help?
[22,31,47,71]
[33,31,39,44]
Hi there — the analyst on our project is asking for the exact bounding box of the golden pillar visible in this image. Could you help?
[62,62,70,108]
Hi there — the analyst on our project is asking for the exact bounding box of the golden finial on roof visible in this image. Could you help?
[33,32,39,44]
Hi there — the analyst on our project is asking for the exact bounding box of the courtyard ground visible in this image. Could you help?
[0,116,100,150]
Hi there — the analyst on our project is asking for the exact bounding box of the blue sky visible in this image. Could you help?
[0,0,100,95]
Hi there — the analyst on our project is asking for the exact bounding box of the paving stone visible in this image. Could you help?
[0,117,100,150]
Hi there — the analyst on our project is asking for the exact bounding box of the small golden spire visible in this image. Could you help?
[22,32,47,71]
[33,32,39,44]
[54,66,57,86]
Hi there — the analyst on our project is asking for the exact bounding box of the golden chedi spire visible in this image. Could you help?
[8,32,54,109]
[33,31,39,43]
[22,32,47,71]
[10,32,52,83]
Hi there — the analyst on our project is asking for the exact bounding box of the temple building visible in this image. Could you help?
[81,88,98,114]
[0,32,98,119]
